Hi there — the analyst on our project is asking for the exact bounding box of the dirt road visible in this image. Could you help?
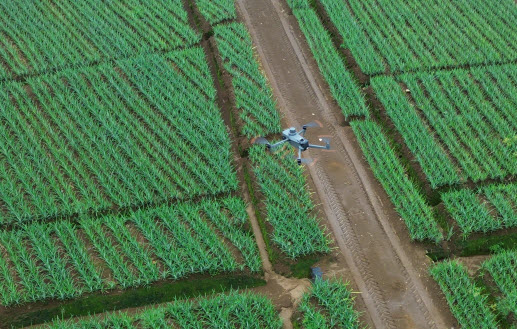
[236,0,455,328]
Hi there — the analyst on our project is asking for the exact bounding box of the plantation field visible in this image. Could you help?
[214,22,281,137]
[443,182,517,237]
[0,197,260,306]
[1,0,515,326]
[430,260,498,329]
[41,291,282,329]
[249,145,330,258]
[430,251,517,328]
[351,120,442,242]
[296,278,363,328]
[289,0,517,245]
[197,0,329,261]
[0,48,237,225]
[0,0,200,79]
[319,0,517,74]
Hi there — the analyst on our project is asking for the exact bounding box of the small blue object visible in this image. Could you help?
[311,267,323,281]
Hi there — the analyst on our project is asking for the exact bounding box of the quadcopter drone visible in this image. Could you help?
[255,122,330,165]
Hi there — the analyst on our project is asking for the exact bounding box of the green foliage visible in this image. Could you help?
[443,183,517,237]
[9,276,264,328]
[214,22,282,137]
[400,66,517,182]
[194,0,236,25]
[299,278,363,329]
[286,0,310,10]
[0,0,200,79]
[317,0,517,73]
[0,48,238,225]
[371,76,460,188]
[291,7,369,119]
[0,197,261,306]
[318,0,385,75]
[249,145,330,258]
[483,250,517,317]
[430,260,499,329]
[350,120,442,242]
[43,291,282,329]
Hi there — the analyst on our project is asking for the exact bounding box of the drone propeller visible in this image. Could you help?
[302,120,323,129]
[253,137,270,145]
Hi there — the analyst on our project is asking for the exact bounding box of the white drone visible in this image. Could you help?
[255,122,330,165]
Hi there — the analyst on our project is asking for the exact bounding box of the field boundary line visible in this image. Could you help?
[0,43,200,85]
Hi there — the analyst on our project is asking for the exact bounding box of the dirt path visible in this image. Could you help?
[236,0,454,328]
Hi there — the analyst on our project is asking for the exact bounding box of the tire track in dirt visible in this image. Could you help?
[236,0,452,328]
[313,162,395,329]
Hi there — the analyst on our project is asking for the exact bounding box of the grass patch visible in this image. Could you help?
[459,232,517,257]
[289,255,321,279]
[8,275,265,328]
[473,273,513,329]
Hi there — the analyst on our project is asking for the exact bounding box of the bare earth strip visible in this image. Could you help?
[236,0,455,328]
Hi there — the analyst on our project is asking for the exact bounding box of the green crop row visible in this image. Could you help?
[214,22,282,137]
[42,291,282,329]
[400,65,517,183]
[350,120,442,242]
[431,260,498,329]
[194,0,236,25]
[288,4,369,119]
[0,197,260,306]
[371,76,460,188]
[249,145,330,258]
[298,278,363,329]
[442,182,517,237]
[0,47,237,225]
[319,0,517,73]
[0,0,200,79]
[371,65,517,187]
[318,0,384,75]
[482,250,517,317]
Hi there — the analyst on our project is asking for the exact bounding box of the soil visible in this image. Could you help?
[235,0,458,328]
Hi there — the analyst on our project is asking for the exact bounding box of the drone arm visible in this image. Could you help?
[308,143,330,150]
[269,139,288,150]
[298,127,307,136]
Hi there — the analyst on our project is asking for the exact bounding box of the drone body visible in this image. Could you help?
[255,122,330,165]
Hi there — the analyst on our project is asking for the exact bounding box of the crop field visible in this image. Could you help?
[290,0,517,243]
[319,0,517,74]
[443,182,517,237]
[351,120,442,242]
[214,22,281,137]
[0,197,260,306]
[249,144,330,258]
[1,0,516,327]
[0,0,200,79]
[430,260,499,329]
[430,251,517,328]
[295,278,363,328]
[0,49,237,225]
[42,291,282,328]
